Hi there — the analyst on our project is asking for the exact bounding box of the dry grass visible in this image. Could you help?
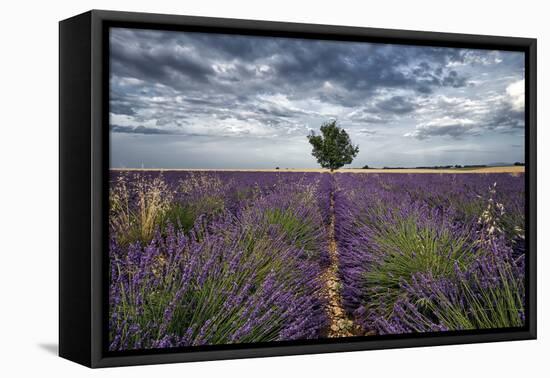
[110,175,174,245]
[112,166,525,174]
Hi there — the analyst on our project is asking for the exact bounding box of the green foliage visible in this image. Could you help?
[363,214,476,317]
[159,196,226,236]
[307,120,359,171]
[159,204,197,233]
[414,262,525,330]
[264,208,318,258]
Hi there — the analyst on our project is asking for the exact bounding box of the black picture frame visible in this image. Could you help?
[59,9,537,368]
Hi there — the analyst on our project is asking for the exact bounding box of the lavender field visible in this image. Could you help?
[108,171,525,351]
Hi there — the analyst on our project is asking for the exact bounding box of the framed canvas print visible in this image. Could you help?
[59,10,537,368]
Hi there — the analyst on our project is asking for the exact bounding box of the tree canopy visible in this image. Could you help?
[307,120,359,171]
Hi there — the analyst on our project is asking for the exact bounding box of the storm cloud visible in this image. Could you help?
[109,28,525,168]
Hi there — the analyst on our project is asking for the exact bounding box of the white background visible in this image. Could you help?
[0,0,547,376]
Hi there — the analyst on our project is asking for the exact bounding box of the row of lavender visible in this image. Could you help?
[334,173,526,334]
[108,171,332,350]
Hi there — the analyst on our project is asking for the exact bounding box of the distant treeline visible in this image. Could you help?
[412,164,487,170]
[357,162,525,169]
[359,164,488,170]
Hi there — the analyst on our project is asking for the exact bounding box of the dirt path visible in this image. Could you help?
[321,190,363,337]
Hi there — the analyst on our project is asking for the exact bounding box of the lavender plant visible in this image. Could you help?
[334,173,525,334]
[109,171,330,350]
[109,170,526,349]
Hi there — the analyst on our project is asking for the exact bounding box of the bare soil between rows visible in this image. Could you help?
[321,191,364,338]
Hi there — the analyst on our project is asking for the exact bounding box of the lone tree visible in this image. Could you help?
[307,120,359,171]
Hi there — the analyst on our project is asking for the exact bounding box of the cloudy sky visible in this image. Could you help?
[109,27,525,169]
